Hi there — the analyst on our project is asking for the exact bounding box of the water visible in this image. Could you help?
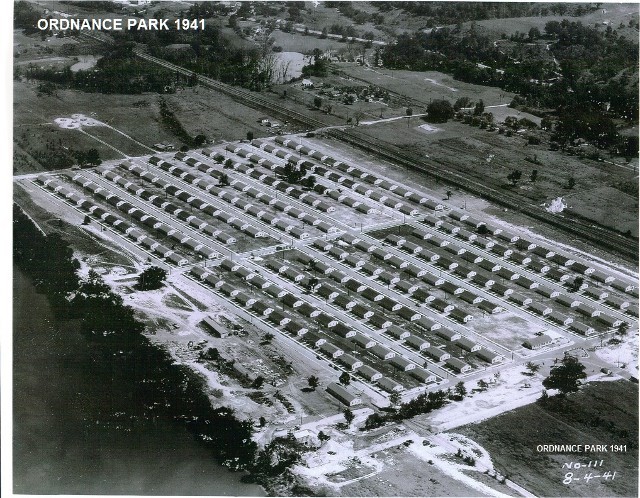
[273,51,306,82]
[70,55,101,72]
[13,265,264,495]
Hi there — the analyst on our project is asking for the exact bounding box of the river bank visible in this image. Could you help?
[13,264,265,495]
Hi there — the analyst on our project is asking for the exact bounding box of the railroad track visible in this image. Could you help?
[327,129,639,261]
[79,33,638,261]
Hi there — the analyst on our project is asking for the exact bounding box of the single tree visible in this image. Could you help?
[303,175,316,190]
[454,381,467,399]
[525,361,541,375]
[194,134,207,146]
[82,215,91,225]
[542,355,586,395]
[86,148,102,166]
[507,170,522,186]
[567,176,576,189]
[136,266,168,291]
[446,190,452,200]
[307,375,319,390]
[252,376,265,389]
[426,99,454,123]
[313,96,322,109]
[364,412,386,430]
[477,379,489,391]
[617,322,629,337]
[530,169,538,182]
[259,416,267,427]
[406,107,413,127]
[246,131,254,141]
[453,96,472,111]
[219,173,230,186]
[339,371,351,386]
[568,276,584,292]
[539,389,549,403]
[263,332,275,343]
[344,408,355,426]
[389,391,401,407]
[473,100,485,116]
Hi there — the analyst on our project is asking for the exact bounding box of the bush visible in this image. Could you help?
[426,99,454,123]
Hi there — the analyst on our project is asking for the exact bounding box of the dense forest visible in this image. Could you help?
[382,20,638,150]
[377,2,599,24]
[20,41,177,94]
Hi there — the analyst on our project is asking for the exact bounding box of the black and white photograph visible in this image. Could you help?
[7,1,640,496]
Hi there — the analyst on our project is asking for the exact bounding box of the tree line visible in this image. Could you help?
[382,19,638,152]
[21,42,177,95]
[13,205,258,468]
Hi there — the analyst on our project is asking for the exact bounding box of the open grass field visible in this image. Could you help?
[348,117,639,237]
[270,30,348,54]
[467,4,640,41]
[339,65,514,109]
[459,380,638,497]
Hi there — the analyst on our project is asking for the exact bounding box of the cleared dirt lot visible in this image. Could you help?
[459,380,639,497]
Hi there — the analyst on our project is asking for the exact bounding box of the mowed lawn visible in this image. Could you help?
[459,380,638,497]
